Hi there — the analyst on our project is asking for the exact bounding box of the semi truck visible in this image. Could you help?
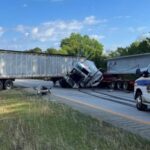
[0,49,102,90]
[100,53,150,91]
[59,60,102,88]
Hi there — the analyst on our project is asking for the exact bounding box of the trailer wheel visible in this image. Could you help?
[59,78,71,88]
[0,81,3,90]
[4,80,13,90]
[117,82,122,90]
[123,82,128,91]
[135,91,147,111]
[109,82,116,89]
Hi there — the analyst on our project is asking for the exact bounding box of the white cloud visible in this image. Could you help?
[15,16,105,43]
[84,16,99,25]
[128,26,147,33]
[90,34,105,40]
[0,16,108,50]
[0,26,5,37]
[15,25,30,37]
[142,32,150,38]
[16,25,26,33]
[84,16,107,25]
[114,15,131,19]
[137,32,150,41]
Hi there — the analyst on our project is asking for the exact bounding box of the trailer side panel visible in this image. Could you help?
[107,53,150,74]
[0,51,80,79]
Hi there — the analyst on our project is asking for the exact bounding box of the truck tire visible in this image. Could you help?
[117,82,122,90]
[109,82,116,89]
[123,82,128,91]
[59,78,71,88]
[135,92,147,111]
[4,80,13,90]
[0,81,3,90]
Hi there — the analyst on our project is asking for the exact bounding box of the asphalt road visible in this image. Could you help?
[14,79,53,89]
[14,79,150,140]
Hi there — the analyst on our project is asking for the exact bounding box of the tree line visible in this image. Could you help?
[26,33,150,70]
[108,38,150,57]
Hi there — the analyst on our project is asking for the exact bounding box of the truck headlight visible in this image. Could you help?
[147,85,150,93]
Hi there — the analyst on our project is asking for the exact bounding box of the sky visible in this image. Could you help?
[0,0,150,52]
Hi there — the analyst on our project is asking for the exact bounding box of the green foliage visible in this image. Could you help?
[96,55,107,71]
[26,47,42,53]
[60,33,104,68]
[46,48,59,54]
[109,38,150,58]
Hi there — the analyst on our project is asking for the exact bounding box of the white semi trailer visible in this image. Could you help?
[0,49,82,90]
[0,49,102,90]
[101,53,150,91]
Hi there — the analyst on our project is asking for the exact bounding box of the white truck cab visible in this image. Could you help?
[134,66,150,111]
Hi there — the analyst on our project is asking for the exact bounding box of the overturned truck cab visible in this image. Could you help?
[59,60,103,88]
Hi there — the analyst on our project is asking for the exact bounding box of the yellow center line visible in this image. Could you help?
[55,94,150,125]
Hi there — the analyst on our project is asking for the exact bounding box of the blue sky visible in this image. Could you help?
[0,0,150,52]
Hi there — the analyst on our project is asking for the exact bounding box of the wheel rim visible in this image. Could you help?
[123,82,128,90]
[110,82,115,89]
[117,82,121,89]
[6,83,12,89]
[5,81,13,90]
[136,95,142,109]
[137,96,142,103]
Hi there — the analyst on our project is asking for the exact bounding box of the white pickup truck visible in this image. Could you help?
[134,66,150,111]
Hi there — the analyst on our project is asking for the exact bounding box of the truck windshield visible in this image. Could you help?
[76,63,89,75]
[84,60,98,73]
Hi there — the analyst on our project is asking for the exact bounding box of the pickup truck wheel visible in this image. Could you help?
[135,92,147,111]
[4,80,13,90]
[0,81,3,90]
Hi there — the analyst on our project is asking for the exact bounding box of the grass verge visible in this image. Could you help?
[0,89,149,150]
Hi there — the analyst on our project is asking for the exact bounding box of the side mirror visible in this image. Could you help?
[143,71,149,78]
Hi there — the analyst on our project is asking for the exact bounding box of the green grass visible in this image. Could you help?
[0,89,149,150]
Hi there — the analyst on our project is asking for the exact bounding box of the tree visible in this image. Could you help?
[109,38,150,58]
[60,33,104,68]
[138,38,150,53]
[46,48,59,54]
[127,41,140,55]
[26,47,42,53]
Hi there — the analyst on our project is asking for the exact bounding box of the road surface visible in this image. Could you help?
[14,79,150,140]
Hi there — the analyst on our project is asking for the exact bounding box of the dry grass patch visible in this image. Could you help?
[0,89,149,150]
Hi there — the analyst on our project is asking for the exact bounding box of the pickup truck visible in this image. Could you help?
[134,66,150,111]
